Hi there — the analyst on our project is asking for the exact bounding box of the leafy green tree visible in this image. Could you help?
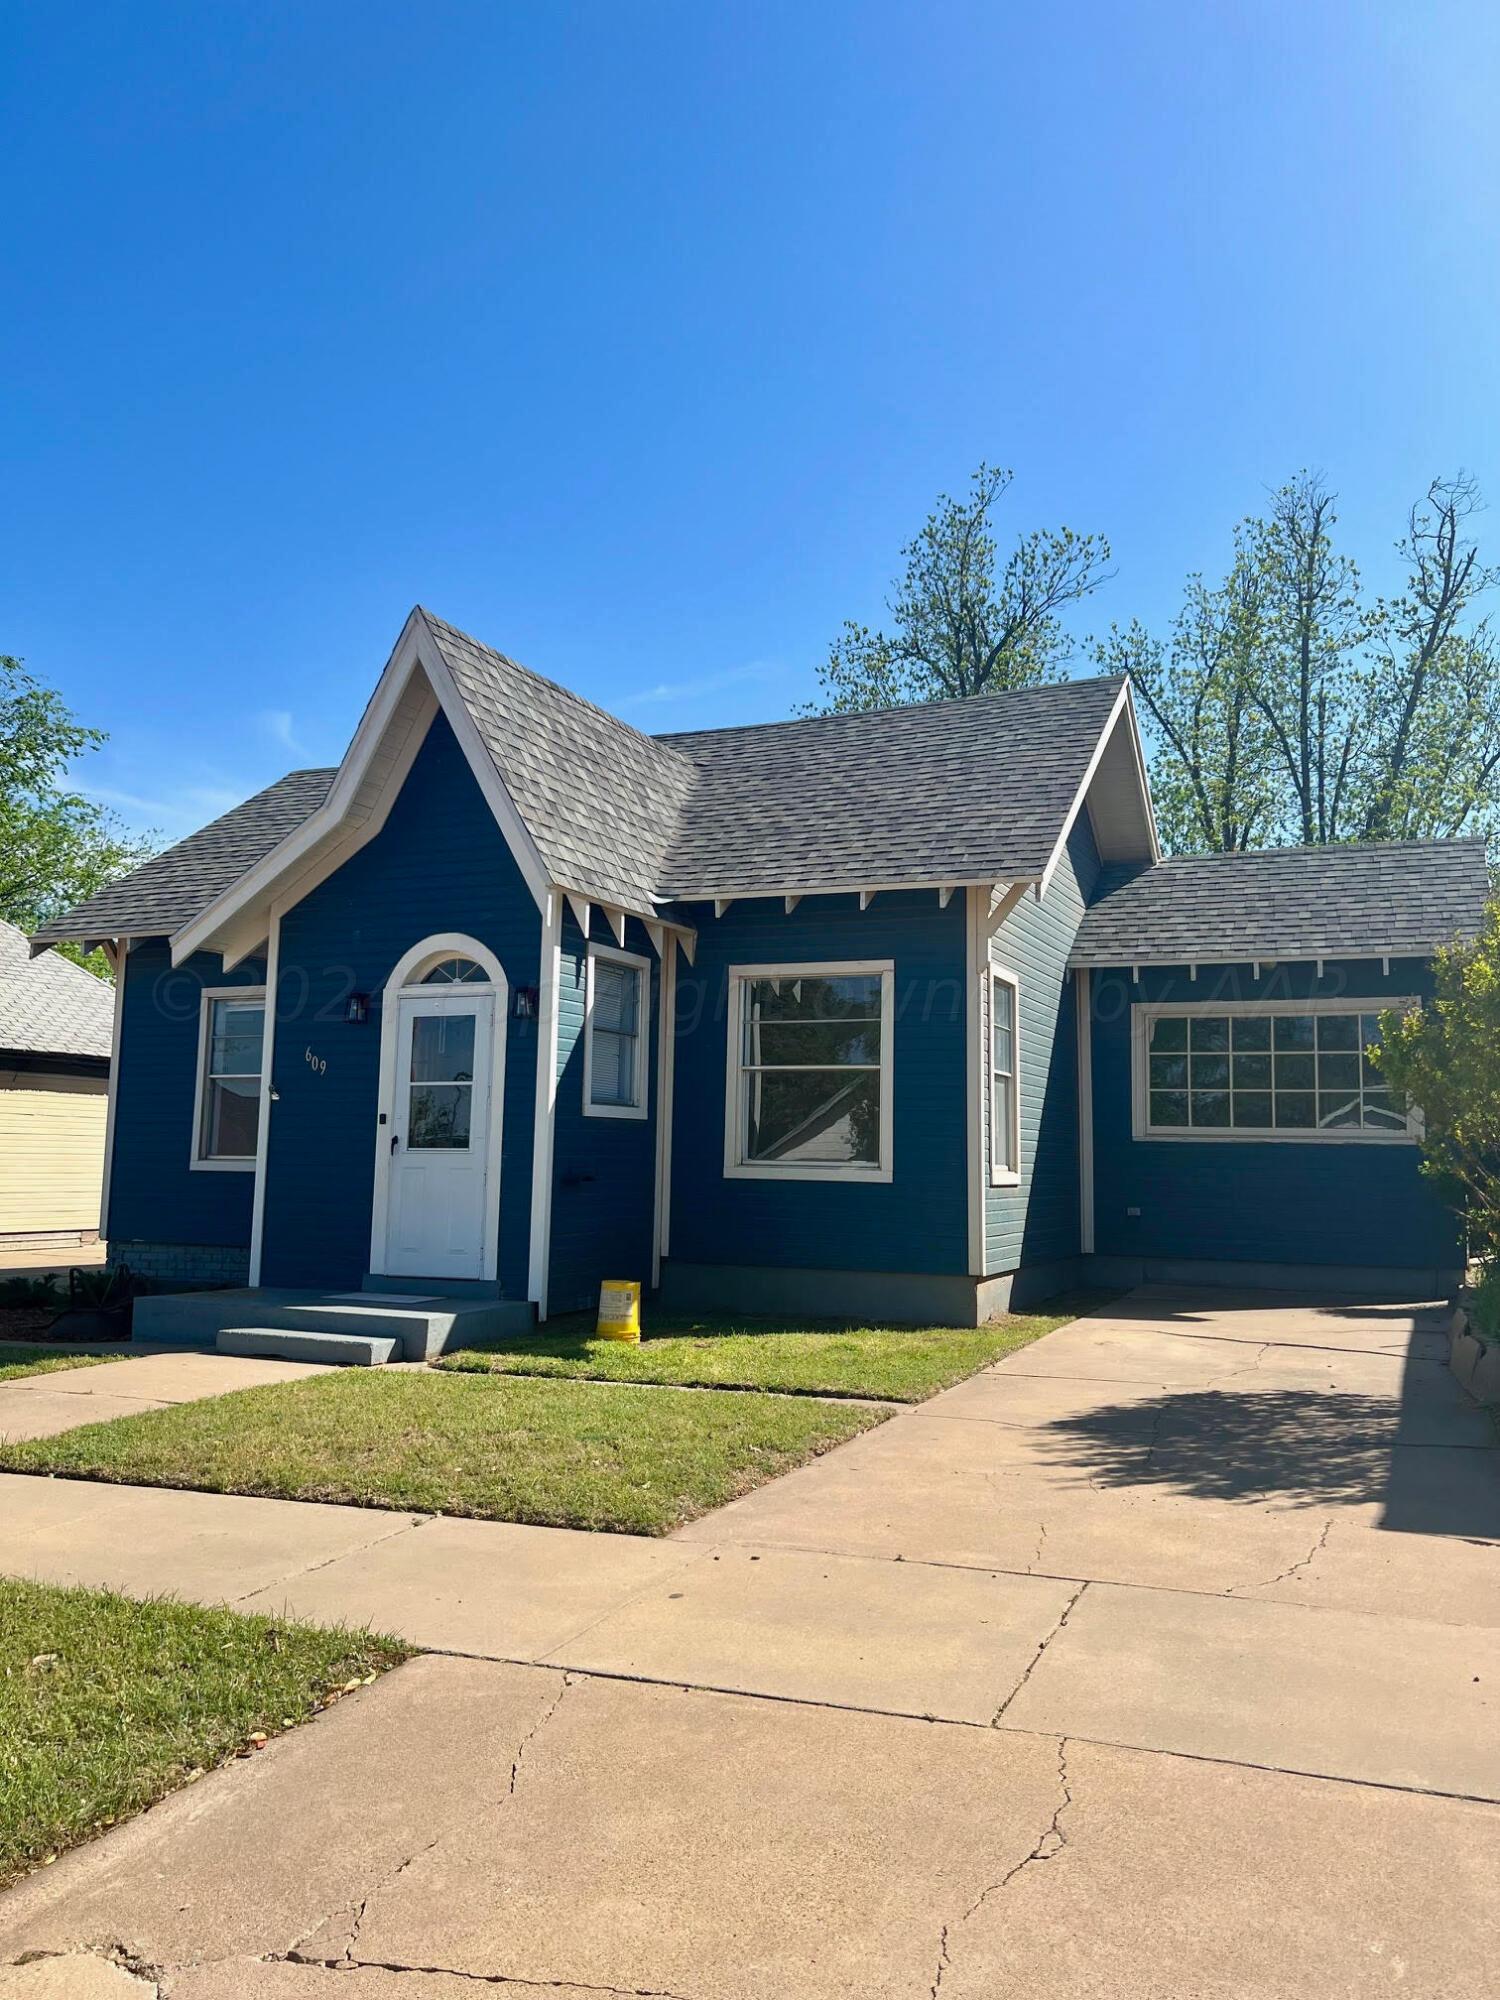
[1242,474,1368,845]
[1374,901,1500,1269]
[1357,476,1500,841]
[0,654,156,977]
[1123,472,1500,854]
[806,464,1112,713]
[1096,558,1280,853]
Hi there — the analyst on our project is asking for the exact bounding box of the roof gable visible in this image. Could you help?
[31,608,1159,955]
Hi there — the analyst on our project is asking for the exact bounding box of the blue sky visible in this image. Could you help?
[4,1,1498,839]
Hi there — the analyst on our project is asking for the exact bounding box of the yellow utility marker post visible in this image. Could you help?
[596,1279,642,1342]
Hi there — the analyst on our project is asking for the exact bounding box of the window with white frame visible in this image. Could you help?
[725,962,893,1181]
[195,991,265,1167]
[989,966,1020,1183]
[1135,1000,1416,1140]
[584,945,649,1118]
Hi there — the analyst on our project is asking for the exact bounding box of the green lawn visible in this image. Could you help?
[0,1575,407,1885]
[0,1346,111,1385]
[434,1301,1088,1402]
[0,1368,886,1535]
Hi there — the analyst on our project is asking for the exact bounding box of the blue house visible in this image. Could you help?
[33,609,1489,1351]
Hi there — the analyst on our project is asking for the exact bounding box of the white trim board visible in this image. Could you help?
[528,890,563,1317]
[986,958,1021,1188]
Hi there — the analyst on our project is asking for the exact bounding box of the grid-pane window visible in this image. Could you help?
[737,971,884,1169]
[1145,1009,1408,1136]
[407,1012,475,1149]
[586,953,647,1114]
[990,971,1019,1178]
[199,997,263,1161]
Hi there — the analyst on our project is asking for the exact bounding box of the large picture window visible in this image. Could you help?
[1134,1000,1417,1142]
[725,961,894,1182]
[584,945,649,1119]
[194,989,265,1168]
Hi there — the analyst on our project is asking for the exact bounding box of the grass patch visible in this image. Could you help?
[0,1369,886,1535]
[0,1347,111,1385]
[433,1300,1091,1402]
[0,1575,407,1885]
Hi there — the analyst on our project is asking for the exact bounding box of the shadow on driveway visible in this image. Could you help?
[1033,1350,1500,1541]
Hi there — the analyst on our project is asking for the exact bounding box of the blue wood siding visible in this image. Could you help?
[984,816,1100,1274]
[1088,959,1462,1271]
[667,892,968,1277]
[547,912,660,1315]
[107,939,267,1249]
[260,712,541,1291]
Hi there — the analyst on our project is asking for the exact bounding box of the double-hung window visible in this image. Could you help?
[1135,999,1417,1141]
[989,966,1020,1184]
[584,945,649,1118]
[194,989,265,1168]
[725,961,894,1182]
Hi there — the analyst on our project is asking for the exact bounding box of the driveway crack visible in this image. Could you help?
[282,1950,697,1996]
[991,1583,1087,1725]
[929,1736,1075,1994]
[1227,1518,1333,1596]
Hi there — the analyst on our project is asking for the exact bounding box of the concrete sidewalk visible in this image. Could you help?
[0,1349,329,1442]
[2,1286,1497,1996]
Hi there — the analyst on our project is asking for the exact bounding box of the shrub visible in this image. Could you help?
[1374,898,1500,1274]
[1473,1264,1500,1346]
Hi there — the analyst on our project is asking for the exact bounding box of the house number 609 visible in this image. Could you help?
[304,1047,327,1076]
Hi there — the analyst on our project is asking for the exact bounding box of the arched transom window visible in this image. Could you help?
[420,956,487,985]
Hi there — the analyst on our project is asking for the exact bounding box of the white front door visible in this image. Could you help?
[383,990,496,1279]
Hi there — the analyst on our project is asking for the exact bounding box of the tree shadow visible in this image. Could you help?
[1034,1371,1500,1540]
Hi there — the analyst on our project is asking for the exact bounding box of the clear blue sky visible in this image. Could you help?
[4,1,1498,839]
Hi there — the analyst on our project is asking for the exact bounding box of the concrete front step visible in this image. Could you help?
[218,1327,399,1367]
[136,1288,536,1361]
[360,1272,504,1301]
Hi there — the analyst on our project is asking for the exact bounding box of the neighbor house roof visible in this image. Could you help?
[31,607,1157,953]
[1070,839,1492,967]
[0,920,115,1059]
[28,770,336,947]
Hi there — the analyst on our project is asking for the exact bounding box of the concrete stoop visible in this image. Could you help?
[217,1327,399,1367]
[135,1286,535,1361]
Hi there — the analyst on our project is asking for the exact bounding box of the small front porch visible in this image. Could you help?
[133,1284,535,1364]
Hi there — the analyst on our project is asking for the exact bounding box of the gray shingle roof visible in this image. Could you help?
[1071,840,1492,967]
[32,611,1138,946]
[28,770,336,947]
[0,920,115,1059]
[654,676,1127,897]
[422,613,697,913]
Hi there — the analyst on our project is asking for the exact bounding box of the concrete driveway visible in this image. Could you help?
[2,1286,1497,1998]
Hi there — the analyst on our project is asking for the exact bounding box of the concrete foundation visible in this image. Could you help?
[134,1286,534,1360]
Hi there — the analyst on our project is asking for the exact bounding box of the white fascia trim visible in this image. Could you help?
[1076,968,1095,1254]
[652,940,677,1287]
[98,939,130,1236]
[1038,679,1161,899]
[582,941,651,1121]
[368,931,509,1282]
[170,610,553,967]
[1130,995,1422,1146]
[1069,949,1440,972]
[676,875,1023,907]
[247,908,283,1284]
[722,958,895,1185]
[528,890,563,1317]
[189,984,266,1174]
[964,890,985,1275]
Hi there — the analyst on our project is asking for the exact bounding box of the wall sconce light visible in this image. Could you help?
[346,992,370,1024]
[512,986,540,1020]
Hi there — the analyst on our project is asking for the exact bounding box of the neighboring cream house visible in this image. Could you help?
[0,920,114,1258]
